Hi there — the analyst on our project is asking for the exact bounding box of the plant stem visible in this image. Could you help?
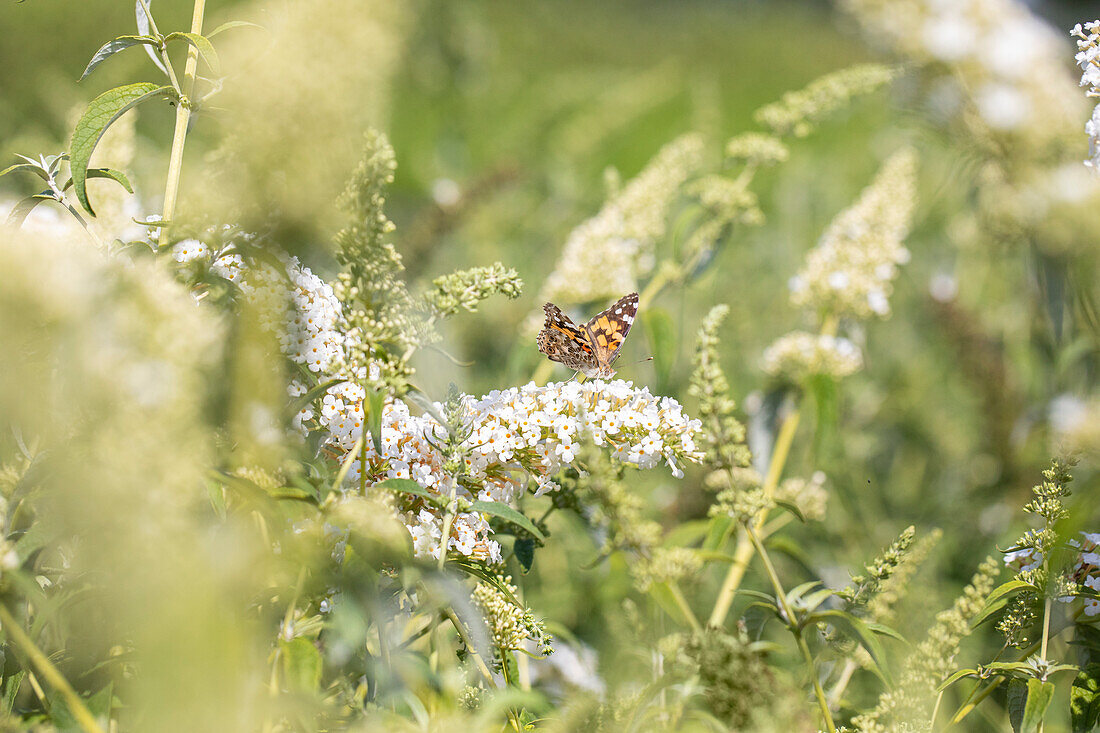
[667,581,702,632]
[947,607,1085,727]
[157,0,206,250]
[827,658,858,710]
[707,407,801,627]
[746,525,835,733]
[0,603,106,733]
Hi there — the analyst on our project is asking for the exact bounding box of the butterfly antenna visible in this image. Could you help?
[635,356,654,364]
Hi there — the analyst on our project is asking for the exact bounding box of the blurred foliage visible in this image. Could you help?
[0,0,1098,731]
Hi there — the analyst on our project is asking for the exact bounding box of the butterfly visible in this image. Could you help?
[537,292,639,378]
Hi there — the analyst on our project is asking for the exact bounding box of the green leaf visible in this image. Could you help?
[971,580,1035,629]
[1071,664,1100,733]
[85,682,114,720]
[863,621,906,644]
[812,609,892,686]
[291,377,347,416]
[70,82,176,215]
[448,558,521,606]
[1,671,24,715]
[937,668,980,692]
[808,373,839,454]
[702,514,732,551]
[1008,679,1027,733]
[642,307,675,390]
[80,35,160,81]
[986,661,1039,676]
[374,478,442,507]
[164,32,221,75]
[366,387,384,457]
[514,537,536,574]
[5,193,56,229]
[1021,678,1054,733]
[0,162,48,183]
[280,637,322,692]
[208,20,264,37]
[774,499,806,523]
[470,500,545,542]
[800,587,835,613]
[663,519,710,548]
[62,167,134,195]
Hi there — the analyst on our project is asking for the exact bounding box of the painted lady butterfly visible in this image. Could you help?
[537,292,639,378]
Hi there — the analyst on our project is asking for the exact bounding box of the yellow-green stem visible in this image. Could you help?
[157,0,206,250]
[0,603,106,733]
[707,408,801,627]
[667,581,702,632]
[947,607,1085,728]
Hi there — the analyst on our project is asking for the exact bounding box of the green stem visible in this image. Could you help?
[947,607,1085,727]
[746,525,835,733]
[443,608,495,684]
[156,0,206,250]
[707,407,801,627]
[0,603,106,733]
[667,581,702,632]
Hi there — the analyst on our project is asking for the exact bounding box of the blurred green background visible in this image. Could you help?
[1,1,1097,728]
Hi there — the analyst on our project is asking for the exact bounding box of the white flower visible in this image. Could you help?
[172,239,210,263]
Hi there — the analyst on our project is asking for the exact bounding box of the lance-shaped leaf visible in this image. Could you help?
[1021,678,1054,733]
[70,83,176,215]
[80,35,160,81]
[937,668,981,692]
[134,0,168,75]
[5,193,56,229]
[62,168,134,194]
[470,500,545,541]
[0,161,48,183]
[374,477,444,508]
[208,20,264,37]
[811,609,893,686]
[164,32,221,75]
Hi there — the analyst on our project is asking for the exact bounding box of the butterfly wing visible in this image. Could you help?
[537,303,598,372]
[585,292,639,368]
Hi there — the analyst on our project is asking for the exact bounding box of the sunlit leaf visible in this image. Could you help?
[937,668,980,692]
[208,20,264,37]
[470,500,545,541]
[1021,678,1054,733]
[61,167,134,194]
[80,35,160,81]
[5,193,56,229]
[164,32,221,75]
[70,82,176,215]
[280,637,322,691]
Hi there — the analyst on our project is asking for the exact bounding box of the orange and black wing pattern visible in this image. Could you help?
[585,292,638,369]
[537,303,598,373]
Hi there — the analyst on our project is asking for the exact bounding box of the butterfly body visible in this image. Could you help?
[537,293,639,378]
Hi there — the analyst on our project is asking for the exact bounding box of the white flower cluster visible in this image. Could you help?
[189,244,703,565]
[312,379,703,563]
[762,332,863,382]
[789,151,916,319]
[537,134,705,308]
[1004,532,1100,616]
[841,0,1082,141]
[176,240,345,376]
[1072,21,1100,168]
